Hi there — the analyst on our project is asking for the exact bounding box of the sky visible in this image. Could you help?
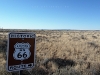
[0,0,100,30]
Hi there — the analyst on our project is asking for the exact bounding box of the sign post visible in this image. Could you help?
[19,70,23,75]
[6,32,36,74]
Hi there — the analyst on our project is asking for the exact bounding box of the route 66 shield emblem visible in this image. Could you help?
[13,42,31,61]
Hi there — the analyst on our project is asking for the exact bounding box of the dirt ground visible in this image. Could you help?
[0,30,100,75]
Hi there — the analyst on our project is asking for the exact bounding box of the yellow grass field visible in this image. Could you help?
[0,30,100,75]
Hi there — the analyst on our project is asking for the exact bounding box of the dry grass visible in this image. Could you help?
[0,30,100,75]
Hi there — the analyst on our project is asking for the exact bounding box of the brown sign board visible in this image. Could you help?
[6,32,36,72]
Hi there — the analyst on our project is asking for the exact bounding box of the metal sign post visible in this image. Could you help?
[19,70,23,75]
[6,32,36,73]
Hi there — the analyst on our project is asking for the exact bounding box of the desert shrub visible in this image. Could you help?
[43,58,76,70]
[92,36,97,39]
[72,37,80,41]
[87,42,99,49]
[31,67,49,75]
[81,35,87,40]
[52,68,81,75]
[0,70,12,75]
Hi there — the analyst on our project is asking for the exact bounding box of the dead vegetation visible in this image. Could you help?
[0,30,100,75]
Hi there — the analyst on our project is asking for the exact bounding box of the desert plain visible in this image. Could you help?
[0,30,100,75]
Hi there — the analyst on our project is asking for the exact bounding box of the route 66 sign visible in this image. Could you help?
[6,32,36,72]
[13,43,31,61]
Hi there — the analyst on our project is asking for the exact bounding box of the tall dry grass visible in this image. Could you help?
[0,30,100,75]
